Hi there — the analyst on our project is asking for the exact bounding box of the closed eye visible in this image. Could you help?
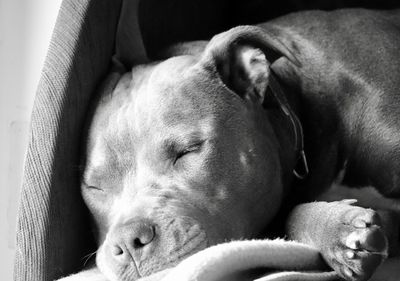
[83,182,103,191]
[174,142,204,164]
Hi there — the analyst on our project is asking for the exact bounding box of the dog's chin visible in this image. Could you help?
[96,218,209,281]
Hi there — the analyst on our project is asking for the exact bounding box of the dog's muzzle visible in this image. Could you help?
[98,216,208,280]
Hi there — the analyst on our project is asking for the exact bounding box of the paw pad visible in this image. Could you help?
[324,205,388,281]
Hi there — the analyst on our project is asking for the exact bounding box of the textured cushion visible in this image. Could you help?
[14,1,122,280]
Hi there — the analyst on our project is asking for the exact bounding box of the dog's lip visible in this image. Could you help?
[109,228,208,281]
[138,228,208,278]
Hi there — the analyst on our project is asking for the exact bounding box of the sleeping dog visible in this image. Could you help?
[68,8,400,281]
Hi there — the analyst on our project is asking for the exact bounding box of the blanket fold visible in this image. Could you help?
[139,239,338,281]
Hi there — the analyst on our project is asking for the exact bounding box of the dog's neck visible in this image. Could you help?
[258,73,306,238]
[264,72,306,194]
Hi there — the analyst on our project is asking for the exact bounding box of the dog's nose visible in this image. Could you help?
[109,220,156,259]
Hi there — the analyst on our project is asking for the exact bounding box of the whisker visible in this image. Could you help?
[82,250,98,266]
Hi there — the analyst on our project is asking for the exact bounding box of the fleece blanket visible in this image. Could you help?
[138,239,337,281]
[60,239,337,281]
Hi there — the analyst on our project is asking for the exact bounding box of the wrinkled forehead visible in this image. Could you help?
[133,56,215,133]
[89,56,235,149]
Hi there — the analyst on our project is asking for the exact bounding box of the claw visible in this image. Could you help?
[346,250,355,259]
[341,199,358,205]
[353,219,367,228]
[345,232,361,249]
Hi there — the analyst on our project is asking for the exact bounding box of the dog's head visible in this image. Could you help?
[81,26,299,280]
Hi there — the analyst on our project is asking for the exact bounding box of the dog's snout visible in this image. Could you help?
[109,220,156,261]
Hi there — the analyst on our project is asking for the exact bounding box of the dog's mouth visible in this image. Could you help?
[96,216,209,281]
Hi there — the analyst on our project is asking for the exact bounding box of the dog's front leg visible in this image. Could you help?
[286,200,388,281]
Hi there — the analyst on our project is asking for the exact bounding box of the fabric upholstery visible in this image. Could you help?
[14,1,122,280]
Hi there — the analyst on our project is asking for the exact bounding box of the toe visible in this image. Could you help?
[346,250,355,259]
[351,209,381,228]
[345,232,361,250]
[351,252,384,281]
[337,252,384,281]
[358,226,387,253]
[344,226,387,253]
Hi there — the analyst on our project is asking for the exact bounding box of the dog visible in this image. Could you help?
[69,8,400,281]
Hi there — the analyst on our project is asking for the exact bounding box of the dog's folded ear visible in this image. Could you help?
[200,26,298,104]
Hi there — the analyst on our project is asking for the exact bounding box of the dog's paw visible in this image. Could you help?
[323,203,388,281]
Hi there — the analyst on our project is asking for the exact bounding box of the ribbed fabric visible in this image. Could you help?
[14,0,122,280]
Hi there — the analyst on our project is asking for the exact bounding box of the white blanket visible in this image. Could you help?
[139,239,338,281]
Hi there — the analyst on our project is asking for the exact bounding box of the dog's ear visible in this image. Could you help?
[200,26,299,104]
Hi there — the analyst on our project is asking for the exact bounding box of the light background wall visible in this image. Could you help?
[0,0,62,279]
